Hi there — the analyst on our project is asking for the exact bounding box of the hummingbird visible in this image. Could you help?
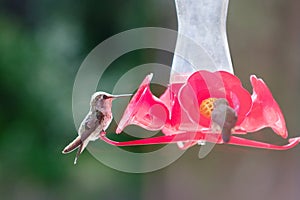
[62,91,132,164]
[211,98,237,143]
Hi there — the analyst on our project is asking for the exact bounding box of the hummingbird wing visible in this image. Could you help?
[73,139,90,165]
[62,136,82,154]
[72,111,105,164]
[63,111,105,164]
[80,111,103,141]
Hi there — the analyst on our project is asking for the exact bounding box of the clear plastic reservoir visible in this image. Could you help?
[170,0,233,83]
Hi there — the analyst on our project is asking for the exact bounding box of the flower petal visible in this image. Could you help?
[116,74,169,133]
[178,70,252,127]
[240,75,288,138]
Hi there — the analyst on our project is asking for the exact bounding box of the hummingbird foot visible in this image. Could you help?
[99,130,106,137]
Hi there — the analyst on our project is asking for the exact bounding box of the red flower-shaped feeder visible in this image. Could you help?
[100,70,300,151]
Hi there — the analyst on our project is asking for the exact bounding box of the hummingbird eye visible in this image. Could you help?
[103,95,109,99]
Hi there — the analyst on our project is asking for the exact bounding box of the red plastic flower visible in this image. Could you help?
[99,70,300,150]
[240,75,287,138]
[178,70,251,128]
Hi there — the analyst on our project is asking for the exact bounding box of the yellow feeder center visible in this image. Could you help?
[200,98,217,118]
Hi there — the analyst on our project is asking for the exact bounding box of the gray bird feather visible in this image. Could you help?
[211,98,237,143]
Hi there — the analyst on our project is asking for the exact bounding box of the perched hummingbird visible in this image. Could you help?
[62,92,132,164]
[211,98,237,143]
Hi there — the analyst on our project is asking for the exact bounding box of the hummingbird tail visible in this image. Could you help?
[73,140,89,165]
[62,136,82,154]
[222,128,232,143]
[74,144,82,164]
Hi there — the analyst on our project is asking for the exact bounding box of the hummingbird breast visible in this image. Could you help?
[90,110,112,140]
[97,110,113,131]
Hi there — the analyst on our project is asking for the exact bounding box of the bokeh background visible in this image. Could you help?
[1,0,300,199]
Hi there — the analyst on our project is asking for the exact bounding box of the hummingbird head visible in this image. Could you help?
[90,91,132,111]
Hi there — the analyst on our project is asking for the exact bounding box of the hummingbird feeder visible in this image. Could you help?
[99,0,300,153]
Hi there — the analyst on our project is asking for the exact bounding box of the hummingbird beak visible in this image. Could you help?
[110,94,132,99]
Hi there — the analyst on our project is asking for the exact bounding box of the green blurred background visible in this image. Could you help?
[1,0,300,199]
